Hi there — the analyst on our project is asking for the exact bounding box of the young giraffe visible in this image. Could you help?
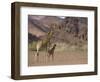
[47,44,56,61]
[36,30,53,61]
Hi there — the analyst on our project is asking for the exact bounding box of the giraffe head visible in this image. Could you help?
[47,30,53,37]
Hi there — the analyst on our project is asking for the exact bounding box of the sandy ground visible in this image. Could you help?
[28,50,87,66]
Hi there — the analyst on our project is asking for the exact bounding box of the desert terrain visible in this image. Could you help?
[28,15,88,66]
[28,44,87,66]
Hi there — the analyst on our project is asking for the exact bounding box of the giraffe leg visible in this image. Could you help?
[36,47,39,62]
[47,53,50,62]
[45,46,48,63]
[36,52,39,62]
[45,47,47,63]
[52,54,54,61]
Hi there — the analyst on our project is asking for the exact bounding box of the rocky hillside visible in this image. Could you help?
[28,15,88,46]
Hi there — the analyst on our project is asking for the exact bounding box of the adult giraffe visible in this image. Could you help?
[35,30,54,61]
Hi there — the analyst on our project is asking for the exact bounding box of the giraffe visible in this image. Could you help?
[35,30,54,61]
[47,44,56,61]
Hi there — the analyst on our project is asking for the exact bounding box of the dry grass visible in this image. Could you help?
[28,43,87,66]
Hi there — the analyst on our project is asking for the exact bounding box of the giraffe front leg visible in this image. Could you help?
[47,53,50,62]
[52,54,54,61]
[36,51,39,62]
[45,46,48,63]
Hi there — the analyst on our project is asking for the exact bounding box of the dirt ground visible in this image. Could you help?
[28,50,87,66]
